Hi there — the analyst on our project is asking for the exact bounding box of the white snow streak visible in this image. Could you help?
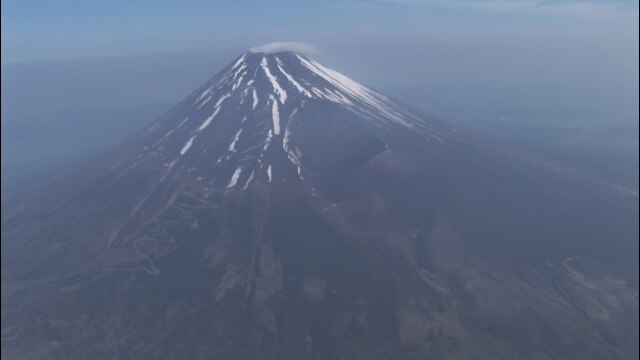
[196,93,231,132]
[232,64,247,80]
[184,93,232,156]
[197,96,213,109]
[232,72,246,91]
[195,87,213,103]
[327,89,352,104]
[231,54,246,71]
[261,57,287,103]
[252,89,259,109]
[228,128,243,152]
[267,165,272,183]
[270,95,281,135]
[311,88,351,105]
[263,129,274,151]
[297,55,414,128]
[283,126,301,165]
[227,168,243,188]
[276,58,311,97]
[243,171,255,189]
[180,135,196,155]
[214,93,231,108]
[156,117,189,145]
[198,107,221,131]
[297,56,370,101]
[177,117,190,128]
[283,125,304,180]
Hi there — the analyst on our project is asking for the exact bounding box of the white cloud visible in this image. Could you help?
[249,42,319,54]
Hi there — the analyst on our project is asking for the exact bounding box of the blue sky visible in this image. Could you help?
[1,0,638,123]
[2,0,638,62]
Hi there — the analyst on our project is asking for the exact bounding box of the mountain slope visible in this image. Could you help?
[2,49,638,359]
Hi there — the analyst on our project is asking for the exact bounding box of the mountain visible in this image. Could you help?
[2,47,638,359]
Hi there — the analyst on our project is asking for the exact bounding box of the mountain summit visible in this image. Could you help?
[133,50,454,191]
[2,50,638,359]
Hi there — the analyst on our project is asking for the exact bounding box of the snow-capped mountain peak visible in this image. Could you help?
[4,48,637,360]
[128,50,458,191]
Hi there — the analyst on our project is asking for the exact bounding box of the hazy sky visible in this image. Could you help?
[2,0,638,62]
[1,0,638,119]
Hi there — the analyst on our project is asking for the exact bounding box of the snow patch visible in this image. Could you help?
[232,71,246,91]
[155,117,189,146]
[161,160,177,181]
[270,95,281,135]
[195,87,213,103]
[228,128,243,152]
[214,93,232,108]
[198,107,221,131]
[227,168,243,188]
[263,129,274,151]
[311,87,351,105]
[197,96,213,109]
[232,63,247,80]
[261,57,287,103]
[243,171,255,189]
[252,89,259,109]
[283,125,304,180]
[276,58,311,97]
[297,55,415,128]
[230,54,246,70]
[180,135,196,155]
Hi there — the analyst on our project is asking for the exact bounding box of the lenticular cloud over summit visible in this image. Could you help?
[249,41,318,54]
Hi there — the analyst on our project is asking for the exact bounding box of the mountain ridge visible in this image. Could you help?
[2,49,638,359]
